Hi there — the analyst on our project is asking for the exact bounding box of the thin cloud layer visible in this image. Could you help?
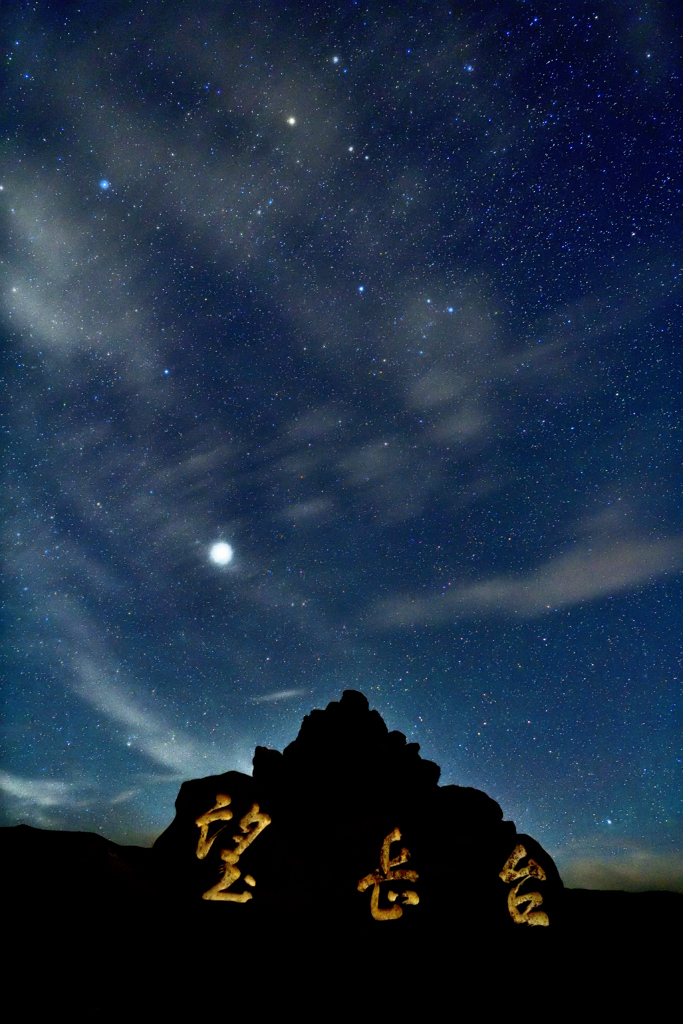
[252,688,310,703]
[0,771,96,830]
[71,654,247,776]
[370,537,683,628]
[0,771,82,810]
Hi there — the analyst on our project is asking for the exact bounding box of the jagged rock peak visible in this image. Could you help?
[286,689,387,751]
[252,689,441,789]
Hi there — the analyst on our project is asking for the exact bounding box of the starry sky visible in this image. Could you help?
[2,0,682,891]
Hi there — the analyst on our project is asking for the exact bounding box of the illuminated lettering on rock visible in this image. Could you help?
[499,844,549,926]
[195,793,271,902]
[193,796,550,924]
[357,828,420,921]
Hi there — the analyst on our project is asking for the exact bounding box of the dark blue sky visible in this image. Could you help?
[2,0,682,891]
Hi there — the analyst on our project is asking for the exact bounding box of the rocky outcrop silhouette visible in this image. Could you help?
[153,689,563,939]
[3,690,680,995]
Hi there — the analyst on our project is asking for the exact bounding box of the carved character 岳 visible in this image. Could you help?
[357,828,420,921]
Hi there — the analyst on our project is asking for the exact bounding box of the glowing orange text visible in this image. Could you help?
[499,843,549,926]
[357,828,420,921]
[195,794,271,902]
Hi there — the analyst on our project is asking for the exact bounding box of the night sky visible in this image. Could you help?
[3,0,682,891]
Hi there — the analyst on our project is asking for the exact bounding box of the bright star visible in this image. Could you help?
[287,117,296,125]
[99,179,110,190]
[210,542,233,566]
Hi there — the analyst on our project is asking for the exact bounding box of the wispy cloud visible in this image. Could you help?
[370,536,683,628]
[280,498,333,522]
[72,654,242,775]
[252,688,310,703]
[0,771,91,828]
[0,771,82,809]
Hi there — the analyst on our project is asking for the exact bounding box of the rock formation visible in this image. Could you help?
[152,690,563,942]
[2,690,680,994]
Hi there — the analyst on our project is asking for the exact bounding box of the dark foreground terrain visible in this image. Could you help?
[4,693,679,1005]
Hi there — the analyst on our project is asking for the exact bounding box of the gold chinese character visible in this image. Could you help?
[194,793,234,860]
[357,828,420,921]
[499,843,549,927]
[195,796,271,902]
